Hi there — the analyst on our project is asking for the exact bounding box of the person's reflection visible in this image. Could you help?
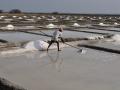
[47,52,63,72]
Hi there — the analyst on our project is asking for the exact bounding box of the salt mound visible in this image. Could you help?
[24,40,49,50]
[87,35,104,40]
[0,40,67,55]
[24,40,66,50]
[111,34,120,41]
[99,23,105,26]
[1,24,15,30]
[0,40,48,55]
[6,24,15,30]
[72,23,80,27]
[46,23,56,28]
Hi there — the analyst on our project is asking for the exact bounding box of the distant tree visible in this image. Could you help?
[9,9,22,13]
[0,10,3,13]
[52,12,59,14]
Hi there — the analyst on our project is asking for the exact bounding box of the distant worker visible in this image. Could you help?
[47,27,64,51]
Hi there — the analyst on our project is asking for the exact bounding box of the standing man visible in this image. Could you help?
[47,27,64,51]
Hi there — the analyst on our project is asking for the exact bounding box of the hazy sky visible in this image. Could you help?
[0,0,120,14]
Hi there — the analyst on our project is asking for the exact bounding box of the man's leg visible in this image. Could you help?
[47,40,54,51]
[56,41,61,51]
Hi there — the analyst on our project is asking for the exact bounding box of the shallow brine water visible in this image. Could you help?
[0,28,120,90]
[0,47,120,90]
[0,29,101,42]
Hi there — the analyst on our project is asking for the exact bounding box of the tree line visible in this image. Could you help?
[0,9,22,13]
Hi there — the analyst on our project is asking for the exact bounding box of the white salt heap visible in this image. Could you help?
[46,23,57,28]
[24,40,49,50]
[87,35,104,40]
[1,24,15,30]
[72,23,80,27]
[111,34,120,41]
[0,40,66,55]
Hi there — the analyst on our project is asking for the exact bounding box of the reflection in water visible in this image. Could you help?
[25,51,47,59]
[47,52,63,72]
[0,50,64,72]
[0,50,48,59]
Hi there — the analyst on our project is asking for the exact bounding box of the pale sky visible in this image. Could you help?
[0,0,120,14]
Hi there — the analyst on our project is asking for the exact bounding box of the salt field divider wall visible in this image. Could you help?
[79,44,120,54]
[65,28,110,35]
[88,27,120,33]
[19,30,52,37]
[0,77,26,90]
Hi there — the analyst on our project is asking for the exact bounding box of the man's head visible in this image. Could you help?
[59,27,63,32]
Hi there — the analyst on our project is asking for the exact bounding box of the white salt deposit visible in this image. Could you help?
[72,23,80,27]
[99,23,104,26]
[24,40,49,50]
[1,24,15,30]
[46,23,57,28]
[25,26,35,29]
[98,23,109,26]
[13,16,17,18]
[114,22,118,25]
[104,34,120,43]
[18,17,23,19]
[6,24,15,30]
[37,17,41,20]
[0,40,49,55]
[24,40,67,50]
[0,40,66,55]
[87,35,104,40]
[111,34,120,41]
